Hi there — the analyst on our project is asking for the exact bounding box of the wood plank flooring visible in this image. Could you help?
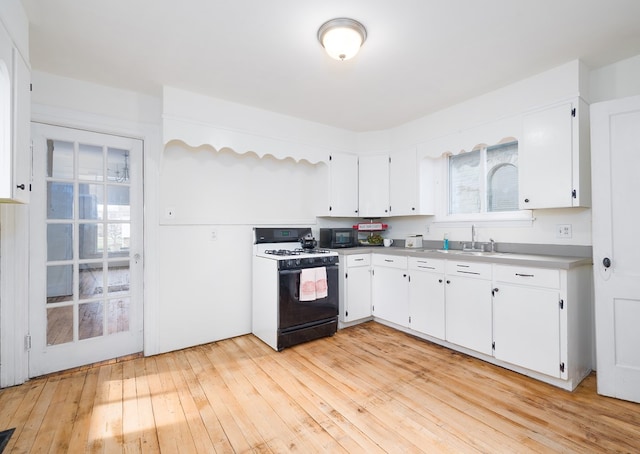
[1,321,639,453]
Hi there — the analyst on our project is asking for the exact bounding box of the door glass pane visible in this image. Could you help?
[47,224,73,261]
[107,185,130,220]
[47,306,74,345]
[79,301,103,340]
[47,140,74,179]
[108,260,130,295]
[47,264,74,303]
[108,297,130,334]
[79,263,104,300]
[79,183,104,220]
[79,143,104,181]
[47,182,74,219]
[79,223,102,260]
[107,148,130,182]
[107,224,130,257]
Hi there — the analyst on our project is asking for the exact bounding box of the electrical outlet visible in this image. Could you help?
[557,224,572,239]
[210,229,218,241]
[425,224,430,234]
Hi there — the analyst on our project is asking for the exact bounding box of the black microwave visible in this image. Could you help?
[319,228,358,248]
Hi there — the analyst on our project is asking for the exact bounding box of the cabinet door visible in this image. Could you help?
[409,271,445,339]
[493,284,561,378]
[445,276,492,355]
[11,47,30,203]
[345,265,371,321]
[329,153,358,217]
[389,149,417,216]
[359,155,390,218]
[372,266,408,327]
[519,102,575,209]
[0,22,14,201]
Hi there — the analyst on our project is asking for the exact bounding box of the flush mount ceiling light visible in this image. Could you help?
[317,18,367,61]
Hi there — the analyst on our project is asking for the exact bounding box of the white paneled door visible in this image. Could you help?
[591,95,640,403]
[29,124,143,377]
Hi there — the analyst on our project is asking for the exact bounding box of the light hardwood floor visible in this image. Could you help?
[1,322,639,453]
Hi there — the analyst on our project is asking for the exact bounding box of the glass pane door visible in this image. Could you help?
[30,124,143,377]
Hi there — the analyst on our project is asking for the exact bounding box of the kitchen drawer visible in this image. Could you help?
[347,254,371,267]
[372,254,408,269]
[445,260,492,279]
[494,265,560,289]
[408,256,444,273]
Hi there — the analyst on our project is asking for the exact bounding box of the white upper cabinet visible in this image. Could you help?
[389,147,435,216]
[519,99,590,209]
[328,152,359,217]
[358,154,390,218]
[0,20,30,203]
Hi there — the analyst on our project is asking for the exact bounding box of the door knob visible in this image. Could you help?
[603,257,611,268]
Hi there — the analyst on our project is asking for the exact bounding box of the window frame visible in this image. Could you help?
[433,141,533,228]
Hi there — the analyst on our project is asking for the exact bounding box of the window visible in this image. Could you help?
[449,141,518,215]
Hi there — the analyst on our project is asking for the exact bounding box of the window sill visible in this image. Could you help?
[431,210,534,228]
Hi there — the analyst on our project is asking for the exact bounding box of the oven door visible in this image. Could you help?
[278,264,339,331]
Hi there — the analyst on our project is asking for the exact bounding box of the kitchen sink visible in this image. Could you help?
[427,249,501,256]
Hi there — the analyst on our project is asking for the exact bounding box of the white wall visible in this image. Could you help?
[590,54,640,103]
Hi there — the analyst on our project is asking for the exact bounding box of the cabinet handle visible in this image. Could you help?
[446,280,451,284]
[603,257,611,268]
[524,198,530,203]
[16,184,25,190]
[515,273,535,278]
[438,279,443,283]
[492,287,499,296]
[354,258,364,262]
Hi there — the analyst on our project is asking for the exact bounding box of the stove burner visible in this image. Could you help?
[264,248,332,256]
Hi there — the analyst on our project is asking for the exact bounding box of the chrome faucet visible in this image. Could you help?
[471,224,476,250]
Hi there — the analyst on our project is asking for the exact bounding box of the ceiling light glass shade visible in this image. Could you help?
[318,18,367,61]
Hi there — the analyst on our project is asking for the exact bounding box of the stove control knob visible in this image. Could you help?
[295,258,301,266]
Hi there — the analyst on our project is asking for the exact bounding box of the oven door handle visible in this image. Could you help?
[279,264,338,275]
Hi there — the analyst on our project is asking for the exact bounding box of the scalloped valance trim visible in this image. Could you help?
[163,114,338,164]
[163,139,323,167]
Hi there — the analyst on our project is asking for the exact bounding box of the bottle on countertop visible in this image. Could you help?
[443,234,449,250]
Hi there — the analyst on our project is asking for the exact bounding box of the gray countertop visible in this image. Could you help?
[332,246,592,270]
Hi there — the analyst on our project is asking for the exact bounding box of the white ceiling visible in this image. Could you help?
[21,0,640,132]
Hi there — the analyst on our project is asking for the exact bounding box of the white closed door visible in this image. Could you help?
[591,95,640,402]
[29,123,144,377]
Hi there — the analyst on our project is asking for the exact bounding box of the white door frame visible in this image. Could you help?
[0,103,161,386]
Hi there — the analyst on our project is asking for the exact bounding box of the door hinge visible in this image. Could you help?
[25,335,32,351]
[30,83,33,92]
[388,156,391,163]
[345,272,348,279]
[560,362,565,373]
[571,107,576,117]
[559,299,564,309]
[572,189,577,199]
[492,341,495,351]
[329,205,332,211]
[329,155,332,161]
[345,310,348,317]
[408,316,411,324]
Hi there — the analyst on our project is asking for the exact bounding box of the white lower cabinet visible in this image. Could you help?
[372,254,409,327]
[492,265,564,378]
[445,260,493,356]
[339,254,372,323]
[408,257,445,339]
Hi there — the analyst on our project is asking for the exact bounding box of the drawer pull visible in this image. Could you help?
[456,264,470,268]
[417,265,436,270]
[354,258,364,262]
[384,259,394,263]
[458,270,480,275]
[515,273,535,277]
